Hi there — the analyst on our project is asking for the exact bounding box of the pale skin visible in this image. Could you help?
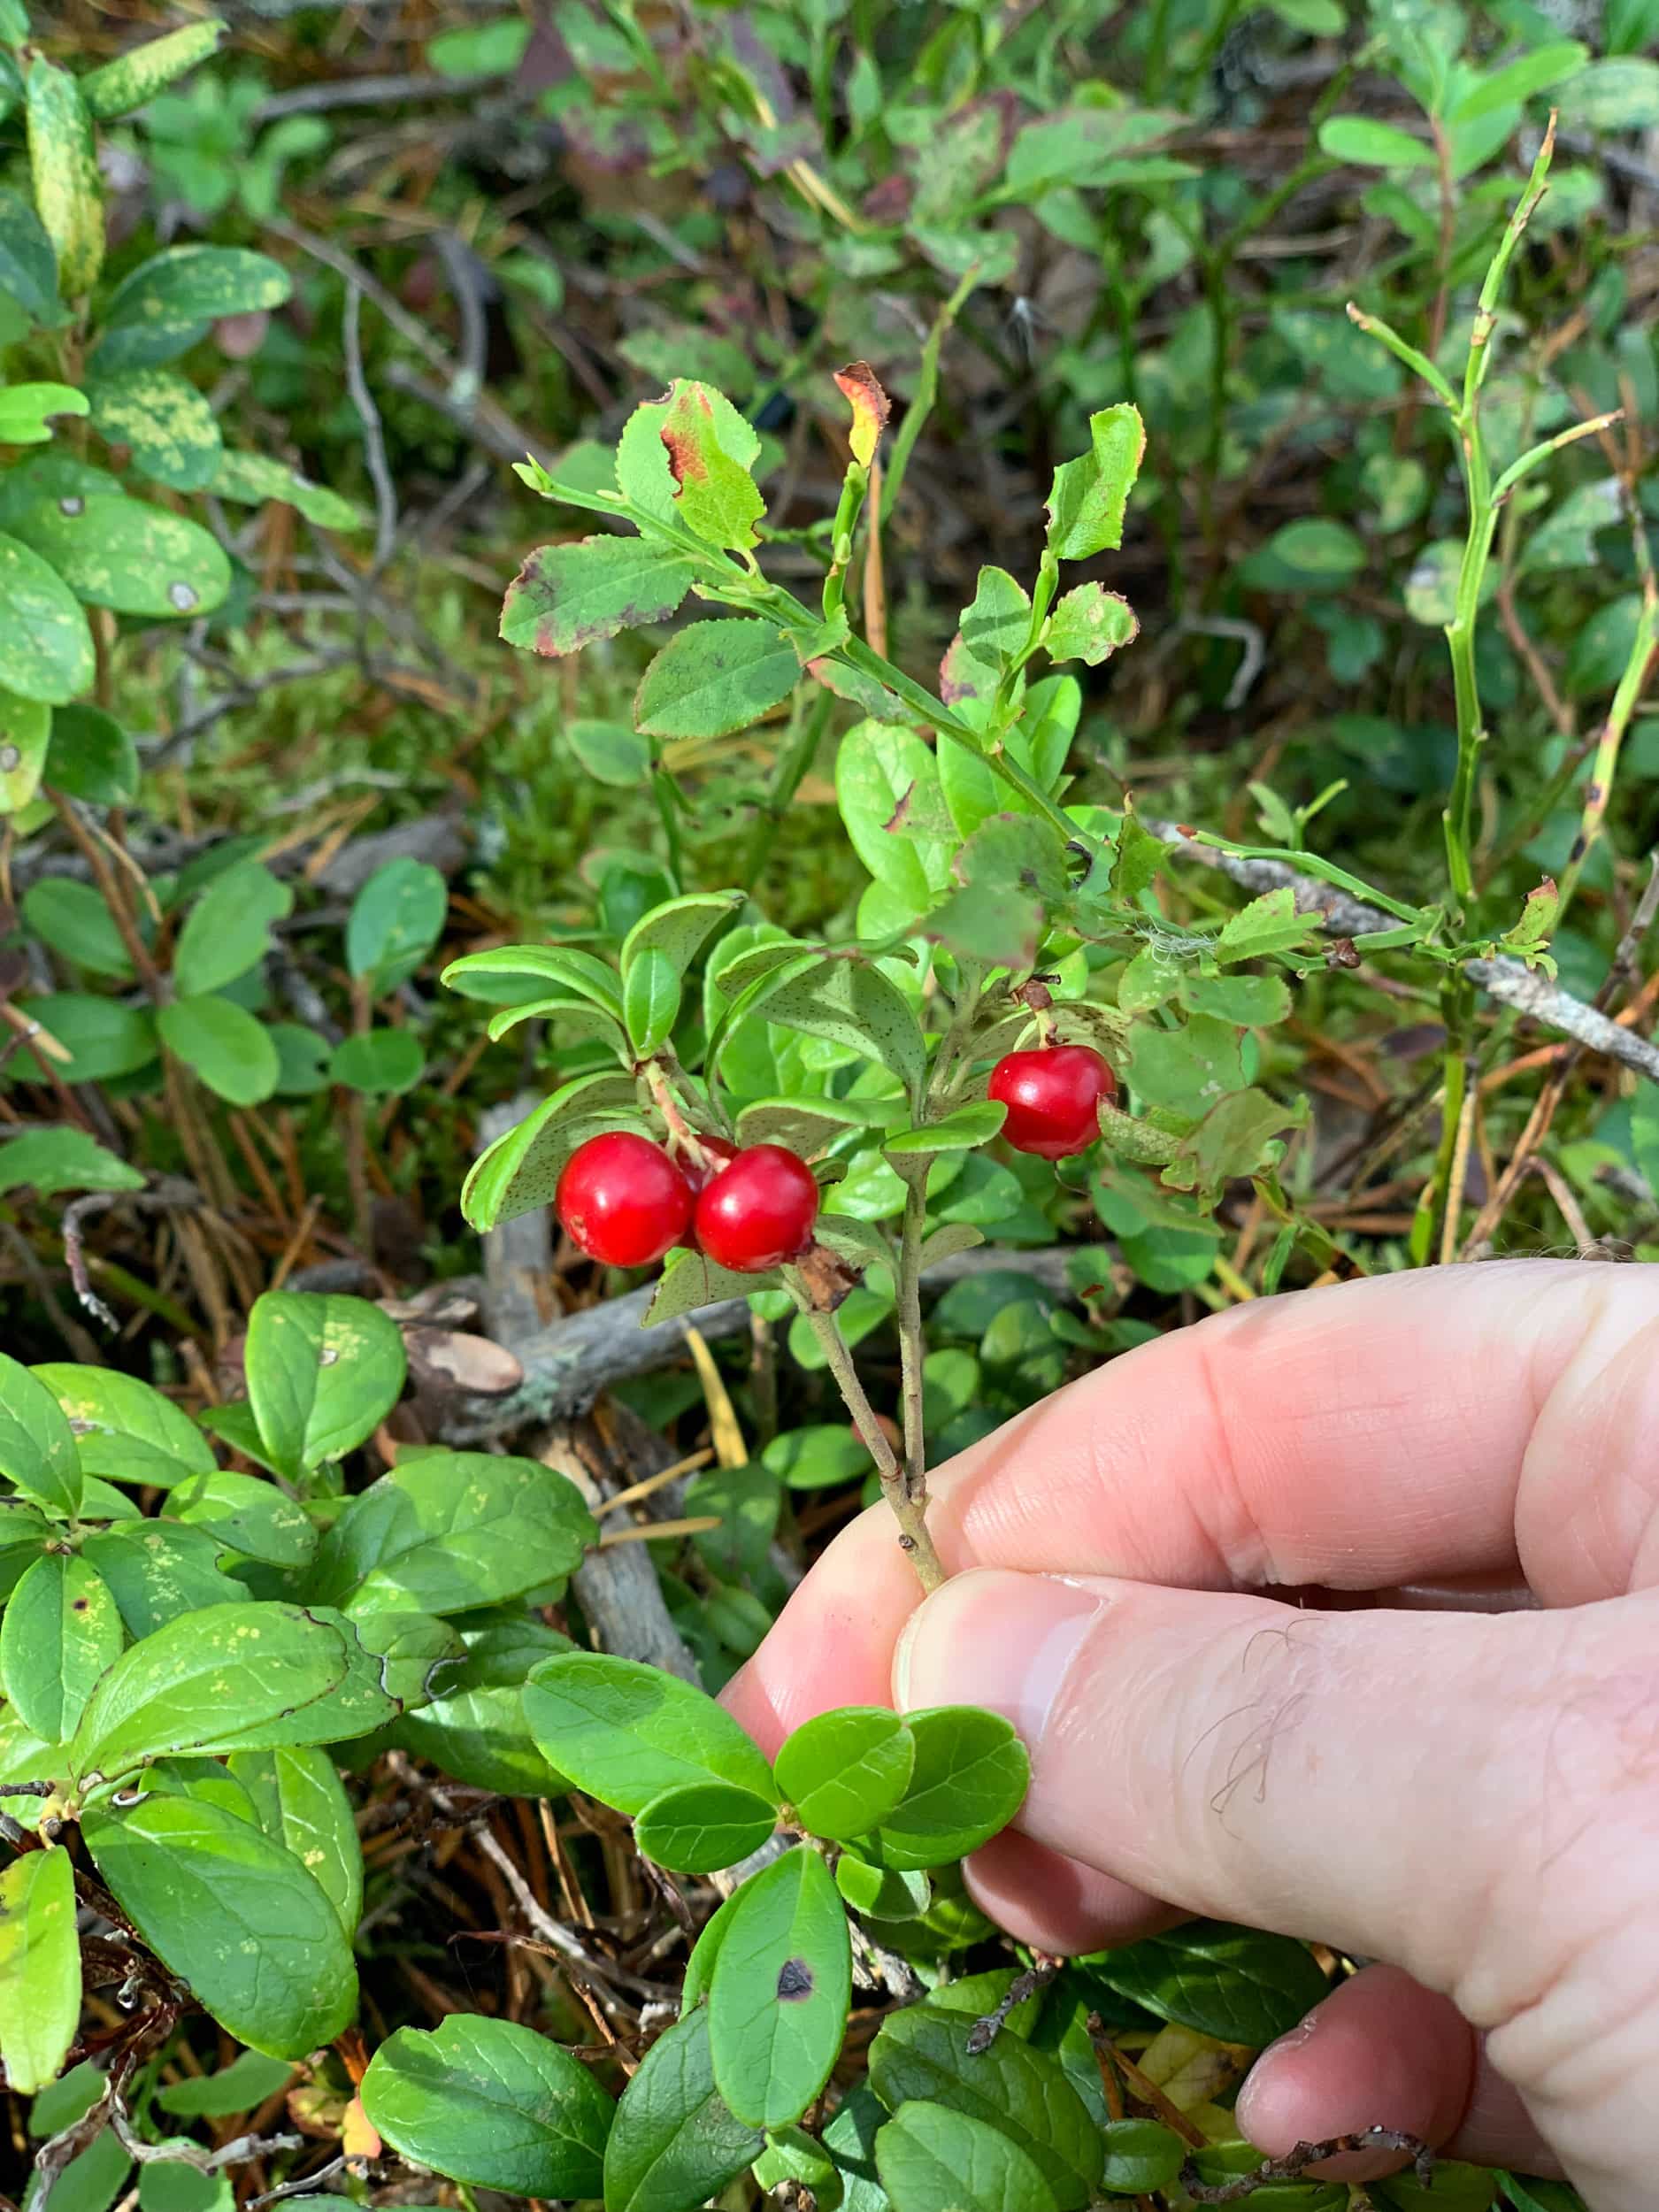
[725,1260,1659,2205]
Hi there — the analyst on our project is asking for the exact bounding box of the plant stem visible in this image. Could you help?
[895,1163,929,1512]
[743,688,832,892]
[800,1303,943,1594]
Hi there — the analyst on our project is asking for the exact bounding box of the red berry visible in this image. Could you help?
[693,1144,820,1273]
[680,1135,739,1194]
[556,1132,692,1268]
[987,1044,1116,1159]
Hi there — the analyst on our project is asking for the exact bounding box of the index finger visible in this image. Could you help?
[726,1257,1659,1752]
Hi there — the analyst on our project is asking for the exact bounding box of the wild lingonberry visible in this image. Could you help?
[680,1134,739,1194]
[987,1043,1116,1159]
[556,1131,692,1267]
[694,1143,820,1273]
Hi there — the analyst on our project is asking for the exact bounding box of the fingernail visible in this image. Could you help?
[892,1568,1104,1752]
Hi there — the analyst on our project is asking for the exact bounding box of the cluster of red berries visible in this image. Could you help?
[553,1045,1114,1274]
[556,1133,820,1273]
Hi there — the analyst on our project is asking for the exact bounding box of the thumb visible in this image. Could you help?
[893,1568,1577,2009]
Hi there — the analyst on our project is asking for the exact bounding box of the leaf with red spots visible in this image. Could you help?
[501,536,698,657]
[1045,402,1146,561]
[615,380,765,551]
[833,359,889,468]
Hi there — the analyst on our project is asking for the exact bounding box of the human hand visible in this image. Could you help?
[725,1260,1659,2207]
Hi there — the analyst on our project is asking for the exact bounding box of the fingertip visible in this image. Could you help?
[962,1831,1183,1955]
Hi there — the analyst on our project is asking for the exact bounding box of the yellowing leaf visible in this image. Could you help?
[833,359,890,467]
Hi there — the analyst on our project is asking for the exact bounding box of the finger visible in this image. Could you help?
[958,1832,1181,1955]
[889,1567,1655,2006]
[726,1260,1659,1747]
[1236,1965,1557,2179]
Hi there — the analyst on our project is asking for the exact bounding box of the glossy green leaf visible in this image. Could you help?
[32,1367,214,1491]
[869,2004,1102,2208]
[308,1451,595,1617]
[623,944,681,1055]
[86,369,222,492]
[1099,2117,1187,2193]
[21,879,135,979]
[97,244,289,368]
[835,721,956,911]
[643,1247,784,1325]
[228,1746,363,1936]
[80,1526,242,1638]
[1318,114,1436,167]
[346,857,447,992]
[876,2101,1061,2212]
[459,1071,640,1228]
[1,1554,121,1743]
[603,2005,764,2212]
[886,1102,1008,1157]
[0,1129,142,1199]
[620,889,744,982]
[154,2051,294,2119]
[391,1617,571,1797]
[83,1793,357,2060]
[870,1705,1029,1870]
[522,1650,778,1814]
[566,716,650,784]
[157,995,279,1106]
[760,958,927,1104]
[1046,404,1145,561]
[42,703,137,807]
[1085,1921,1328,2044]
[635,620,801,741]
[0,1847,81,2095]
[775,1707,915,1840]
[7,495,230,619]
[243,1290,406,1480]
[68,1601,351,1781]
[26,59,102,296]
[172,861,291,997]
[634,1781,780,1872]
[208,450,363,531]
[0,190,62,326]
[442,941,623,1013]
[168,1469,317,1568]
[708,1845,850,2130]
[0,687,47,816]
[0,384,87,448]
[0,532,95,705]
[361,2016,612,2197]
[0,1354,83,1518]
[501,536,698,656]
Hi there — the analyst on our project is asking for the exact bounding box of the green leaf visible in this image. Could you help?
[774,1708,915,1840]
[157,995,278,1106]
[522,1649,778,1815]
[156,2051,294,2120]
[42,704,139,804]
[1084,1921,1328,2044]
[81,1525,242,1639]
[68,1601,352,1781]
[1099,2118,1187,2193]
[243,1290,407,1481]
[1449,40,1588,122]
[836,720,956,911]
[346,858,447,993]
[86,369,223,493]
[603,2005,764,2212]
[836,1850,932,1920]
[361,2016,612,2197]
[634,1781,780,1872]
[391,1617,571,1798]
[621,889,745,983]
[566,717,650,785]
[96,245,291,370]
[501,537,699,657]
[1317,115,1436,167]
[7,495,230,619]
[0,1847,81,2095]
[869,2006,1102,2208]
[22,879,135,979]
[1046,404,1146,561]
[308,1451,595,1617]
[1164,1087,1306,1198]
[327,1029,424,1096]
[1559,55,1659,127]
[1215,886,1317,963]
[635,620,801,741]
[31,1366,214,1490]
[82,1793,357,2060]
[0,191,63,326]
[708,1844,850,2130]
[760,958,927,1105]
[1043,582,1139,666]
[167,1469,318,1568]
[1179,972,1293,1025]
[443,941,623,1014]
[81,23,227,119]
[1372,2164,1498,2210]
[0,1129,142,1199]
[0,1355,82,1518]
[624,945,682,1055]
[173,861,292,996]
[0,384,88,447]
[876,2101,1061,2212]
[870,1705,1029,1870]
[459,1073,640,1229]
[643,1247,784,1325]
[1,1554,121,1742]
[1496,2177,1587,2212]
[26,59,103,297]
[1259,518,1365,588]
[653,380,765,549]
[0,533,95,705]
[208,450,363,532]
[886,1102,1007,1157]
[228,1745,363,1936]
